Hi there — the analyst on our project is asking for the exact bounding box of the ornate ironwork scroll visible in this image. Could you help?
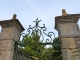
[20,18,55,45]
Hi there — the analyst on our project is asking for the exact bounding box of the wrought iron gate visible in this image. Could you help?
[13,18,61,60]
[21,18,55,45]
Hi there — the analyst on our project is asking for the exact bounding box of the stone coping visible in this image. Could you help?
[0,19,25,32]
[55,14,80,30]
[55,14,80,18]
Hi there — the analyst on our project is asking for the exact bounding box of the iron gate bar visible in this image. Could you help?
[18,42,61,46]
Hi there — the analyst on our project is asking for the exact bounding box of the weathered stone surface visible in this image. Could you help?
[4,51,13,60]
[13,27,21,41]
[76,41,80,48]
[0,27,15,40]
[74,56,80,60]
[61,38,77,49]
[55,14,80,37]
[74,37,80,50]
[75,37,80,41]
[0,40,14,50]
[0,19,25,60]
[0,51,13,60]
[55,14,80,60]
[73,51,80,60]
[0,27,21,41]
[0,19,25,41]
[72,49,79,53]
[59,23,80,37]
[55,14,79,30]
[0,19,24,32]
[62,49,73,60]
[0,51,4,60]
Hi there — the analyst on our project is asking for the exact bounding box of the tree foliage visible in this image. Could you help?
[21,32,45,60]
[52,37,62,60]
[20,32,62,60]
[40,37,62,60]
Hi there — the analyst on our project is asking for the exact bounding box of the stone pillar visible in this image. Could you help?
[55,14,80,60]
[0,16,24,60]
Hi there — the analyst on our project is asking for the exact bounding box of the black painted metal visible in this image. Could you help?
[20,18,55,45]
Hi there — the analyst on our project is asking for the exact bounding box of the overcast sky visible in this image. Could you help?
[0,0,80,38]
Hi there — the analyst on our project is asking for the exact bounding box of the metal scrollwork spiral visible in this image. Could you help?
[20,18,55,45]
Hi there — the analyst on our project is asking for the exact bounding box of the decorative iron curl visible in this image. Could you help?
[19,18,55,45]
[18,33,26,42]
[42,26,55,43]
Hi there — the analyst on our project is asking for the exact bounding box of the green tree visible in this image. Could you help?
[20,32,62,60]
[52,37,62,60]
[40,37,62,60]
[21,32,45,60]
[41,47,54,60]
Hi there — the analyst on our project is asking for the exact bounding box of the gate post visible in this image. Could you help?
[55,14,80,60]
[0,14,24,60]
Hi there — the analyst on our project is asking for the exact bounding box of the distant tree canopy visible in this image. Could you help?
[20,31,62,60]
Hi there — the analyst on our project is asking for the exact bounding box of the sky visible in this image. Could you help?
[0,0,80,39]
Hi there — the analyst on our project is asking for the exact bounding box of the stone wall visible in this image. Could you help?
[0,15,35,60]
[0,14,38,60]
[0,15,25,60]
[55,14,80,60]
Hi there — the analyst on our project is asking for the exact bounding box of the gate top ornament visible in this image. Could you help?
[20,18,55,45]
[12,14,17,19]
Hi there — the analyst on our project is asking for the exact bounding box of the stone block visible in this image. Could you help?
[4,51,13,60]
[61,38,77,49]
[55,14,79,31]
[75,37,80,41]
[74,40,80,51]
[0,51,4,60]
[0,27,21,41]
[0,40,14,51]
[0,19,25,42]
[74,56,80,60]
[0,27,15,40]
[59,23,80,37]
[13,27,21,41]
[72,49,78,53]
[0,17,25,60]
[73,51,80,60]
[0,51,13,60]
[62,49,73,60]
[75,41,80,48]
